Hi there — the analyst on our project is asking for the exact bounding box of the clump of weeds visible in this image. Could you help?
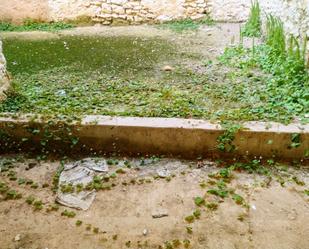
[194,196,205,206]
[33,200,43,211]
[75,220,83,226]
[61,209,76,218]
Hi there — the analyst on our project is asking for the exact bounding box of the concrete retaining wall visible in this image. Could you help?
[0,115,308,160]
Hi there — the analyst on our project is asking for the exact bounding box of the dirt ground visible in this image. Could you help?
[0,155,308,249]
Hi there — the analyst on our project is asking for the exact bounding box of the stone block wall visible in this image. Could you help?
[209,0,309,40]
[0,40,10,101]
[48,0,209,25]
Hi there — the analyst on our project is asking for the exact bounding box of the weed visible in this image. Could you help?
[183,239,190,248]
[193,209,201,219]
[160,17,214,32]
[61,209,76,218]
[93,227,99,234]
[76,220,83,226]
[76,183,84,193]
[26,195,35,205]
[17,178,26,185]
[125,241,131,247]
[52,161,64,193]
[61,183,75,193]
[5,189,22,200]
[0,181,9,194]
[172,239,181,247]
[217,123,241,152]
[292,176,305,186]
[232,194,245,205]
[289,133,301,149]
[31,183,39,189]
[115,168,126,174]
[86,224,92,231]
[207,188,228,198]
[304,190,309,196]
[46,204,59,212]
[112,234,118,240]
[199,181,207,188]
[186,226,193,234]
[185,215,195,223]
[33,200,43,210]
[194,196,205,206]
[206,202,218,210]
[0,19,74,32]
[242,1,261,37]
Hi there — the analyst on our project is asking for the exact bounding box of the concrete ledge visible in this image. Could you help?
[0,114,308,160]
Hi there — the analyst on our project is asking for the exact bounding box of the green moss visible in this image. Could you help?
[0,19,74,32]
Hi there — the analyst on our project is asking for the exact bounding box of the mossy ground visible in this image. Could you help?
[0,25,307,123]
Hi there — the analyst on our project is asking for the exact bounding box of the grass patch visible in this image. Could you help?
[219,16,309,124]
[1,24,307,123]
[0,19,74,32]
[241,1,261,37]
[160,17,214,32]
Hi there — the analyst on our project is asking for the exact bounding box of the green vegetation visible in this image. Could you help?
[194,196,205,206]
[0,19,74,32]
[242,1,261,37]
[220,16,309,124]
[1,15,307,124]
[61,209,76,218]
[161,17,214,32]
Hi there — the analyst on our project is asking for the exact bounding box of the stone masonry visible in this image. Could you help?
[0,40,10,101]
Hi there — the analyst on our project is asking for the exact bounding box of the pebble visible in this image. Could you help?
[152,212,169,219]
[14,234,21,242]
[143,229,148,236]
[162,65,174,72]
[156,168,171,178]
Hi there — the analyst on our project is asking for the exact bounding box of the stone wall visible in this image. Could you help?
[209,0,309,39]
[0,40,10,101]
[0,0,49,24]
[48,0,209,25]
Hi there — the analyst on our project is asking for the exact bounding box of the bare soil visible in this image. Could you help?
[0,155,308,249]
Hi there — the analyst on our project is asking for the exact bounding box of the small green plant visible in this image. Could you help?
[125,241,131,247]
[52,161,64,193]
[186,226,193,234]
[5,189,22,200]
[76,220,83,226]
[217,123,241,152]
[33,200,43,210]
[61,209,76,218]
[26,195,35,205]
[193,209,201,219]
[115,168,126,174]
[206,202,218,210]
[93,227,99,234]
[242,1,261,37]
[0,181,9,194]
[292,176,305,186]
[289,133,301,149]
[232,194,245,205]
[185,215,195,223]
[0,19,74,32]
[160,17,214,32]
[46,204,59,212]
[60,183,75,193]
[194,196,205,206]
[304,190,309,196]
[183,239,190,248]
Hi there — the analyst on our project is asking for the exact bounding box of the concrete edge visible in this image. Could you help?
[0,114,308,160]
